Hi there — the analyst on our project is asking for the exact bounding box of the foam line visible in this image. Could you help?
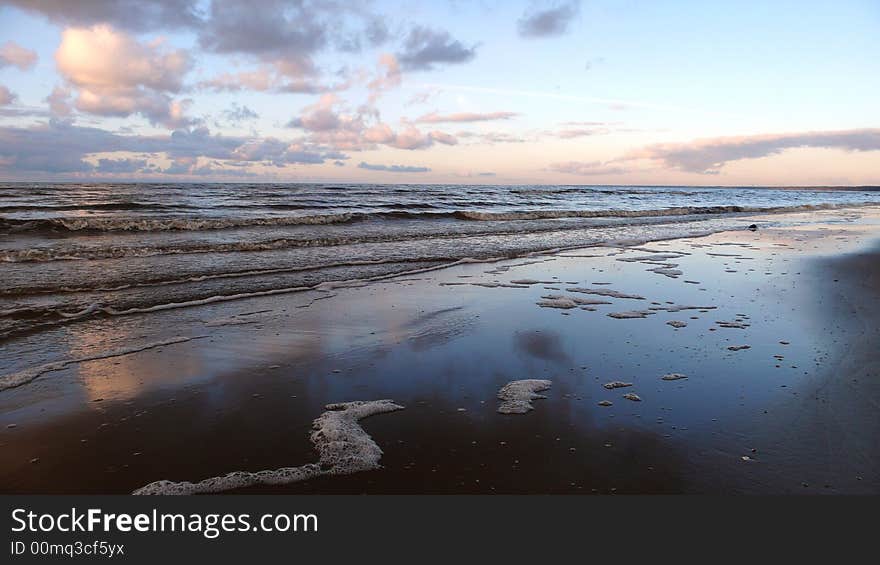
[133,400,405,495]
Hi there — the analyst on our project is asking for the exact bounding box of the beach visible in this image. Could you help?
[1,203,878,494]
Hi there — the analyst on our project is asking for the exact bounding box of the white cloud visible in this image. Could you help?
[54,25,194,128]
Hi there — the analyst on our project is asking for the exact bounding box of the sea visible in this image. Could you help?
[2,182,879,342]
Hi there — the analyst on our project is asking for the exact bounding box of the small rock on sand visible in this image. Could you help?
[603,381,633,389]
[666,320,687,328]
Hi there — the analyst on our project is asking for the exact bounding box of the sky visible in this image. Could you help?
[0,0,878,185]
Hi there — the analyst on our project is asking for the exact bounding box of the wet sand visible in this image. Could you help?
[1,207,879,494]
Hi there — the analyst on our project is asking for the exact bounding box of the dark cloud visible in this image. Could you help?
[517,1,580,39]
[357,161,430,173]
[634,129,880,173]
[0,120,345,175]
[198,1,326,58]
[4,0,203,31]
[397,26,477,71]
[94,157,148,173]
[364,17,390,47]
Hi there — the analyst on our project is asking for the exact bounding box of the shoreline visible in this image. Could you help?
[1,206,879,494]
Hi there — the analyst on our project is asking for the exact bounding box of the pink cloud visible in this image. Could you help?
[0,41,38,71]
[416,111,519,123]
[54,25,194,128]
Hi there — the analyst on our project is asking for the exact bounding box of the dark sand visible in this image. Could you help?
[1,207,879,494]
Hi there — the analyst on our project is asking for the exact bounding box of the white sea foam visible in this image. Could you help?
[661,373,688,381]
[497,379,552,414]
[649,266,683,278]
[566,287,646,300]
[536,297,578,309]
[133,399,405,495]
[716,321,750,329]
[616,253,685,262]
[607,310,656,319]
[650,305,717,312]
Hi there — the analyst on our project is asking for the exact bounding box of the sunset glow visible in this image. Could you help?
[0,0,878,185]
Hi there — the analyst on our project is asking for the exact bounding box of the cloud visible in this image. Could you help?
[0,85,16,105]
[5,0,203,31]
[195,1,391,90]
[517,1,580,39]
[287,94,344,131]
[357,161,430,173]
[553,127,610,138]
[54,25,194,128]
[366,54,401,103]
[287,95,457,151]
[416,111,518,123]
[633,129,880,173]
[199,68,274,92]
[0,120,345,176]
[198,66,343,95]
[456,130,531,144]
[397,26,477,71]
[198,1,326,60]
[221,103,259,125]
[406,89,439,106]
[93,157,148,173]
[561,120,619,126]
[0,41,38,70]
[427,130,457,146]
[45,85,72,116]
[548,161,636,176]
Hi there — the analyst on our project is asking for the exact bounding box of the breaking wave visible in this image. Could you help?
[0,202,866,235]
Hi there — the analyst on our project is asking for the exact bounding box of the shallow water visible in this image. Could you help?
[1,209,878,493]
[2,183,879,342]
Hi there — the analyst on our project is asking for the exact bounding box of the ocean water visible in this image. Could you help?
[1,182,879,342]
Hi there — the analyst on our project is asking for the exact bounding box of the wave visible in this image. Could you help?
[0,202,872,234]
[1,257,453,297]
[0,212,360,233]
[451,203,864,221]
[0,202,186,213]
[2,202,874,263]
